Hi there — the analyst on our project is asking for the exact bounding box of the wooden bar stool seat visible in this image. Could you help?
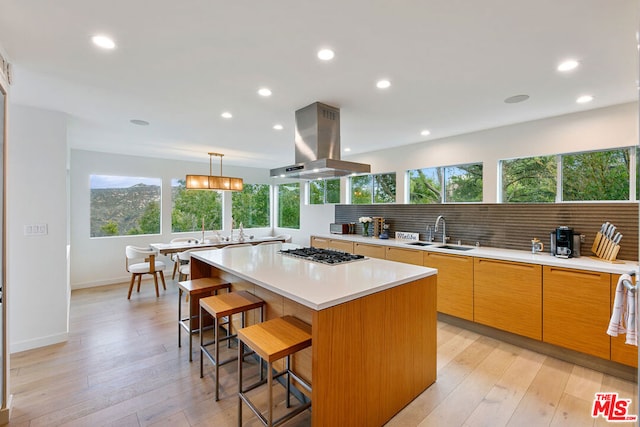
[237,315,312,427]
[178,277,231,361]
[200,290,265,401]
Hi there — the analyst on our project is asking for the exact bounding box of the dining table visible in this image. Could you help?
[149,235,286,255]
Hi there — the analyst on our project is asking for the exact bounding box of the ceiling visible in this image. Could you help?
[0,0,637,169]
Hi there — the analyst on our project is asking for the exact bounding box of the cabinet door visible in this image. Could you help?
[310,236,329,249]
[543,266,610,359]
[385,247,423,266]
[353,242,385,259]
[328,239,354,253]
[474,258,542,340]
[610,274,637,367]
[424,252,473,321]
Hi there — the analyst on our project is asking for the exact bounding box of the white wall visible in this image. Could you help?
[349,102,638,203]
[8,105,69,352]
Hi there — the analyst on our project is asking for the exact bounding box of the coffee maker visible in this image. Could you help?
[550,226,575,258]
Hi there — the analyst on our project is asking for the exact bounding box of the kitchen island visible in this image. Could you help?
[190,244,438,426]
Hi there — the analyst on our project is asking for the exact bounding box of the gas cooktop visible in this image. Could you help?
[279,247,366,265]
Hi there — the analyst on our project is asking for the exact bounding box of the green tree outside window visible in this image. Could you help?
[231,184,270,228]
[502,156,556,203]
[278,183,300,229]
[171,179,222,232]
[562,149,629,201]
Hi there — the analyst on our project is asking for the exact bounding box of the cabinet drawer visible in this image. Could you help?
[354,242,385,259]
[424,252,473,321]
[328,239,354,253]
[385,247,423,265]
[310,236,329,249]
[543,266,610,359]
[474,258,542,340]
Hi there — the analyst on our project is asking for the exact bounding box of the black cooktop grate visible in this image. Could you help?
[279,247,366,265]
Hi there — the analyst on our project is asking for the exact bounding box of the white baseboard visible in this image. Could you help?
[10,332,68,353]
[71,276,130,290]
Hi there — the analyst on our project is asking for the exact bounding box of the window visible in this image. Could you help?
[171,179,222,232]
[309,178,341,204]
[231,184,270,228]
[408,168,441,204]
[409,163,482,203]
[350,173,396,204]
[90,175,161,237]
[444,164,482,202]
[562,149,629,201]
[499,147,633,202]
[501,156,556,203]
[278,183,300,229]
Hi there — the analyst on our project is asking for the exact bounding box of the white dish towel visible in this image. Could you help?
[607,273,637,346]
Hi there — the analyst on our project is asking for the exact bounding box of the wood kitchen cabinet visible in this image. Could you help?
[474,258,542,340]
[385,246,423,266]
[610,274,637,367]
[543,266,610,359]
[310,236,354,253]
[353,242,385,259]
[424,252,473,321]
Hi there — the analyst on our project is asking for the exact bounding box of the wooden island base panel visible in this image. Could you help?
[190,245,438,426]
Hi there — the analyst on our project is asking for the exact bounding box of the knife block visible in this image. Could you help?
[591,231,621,262]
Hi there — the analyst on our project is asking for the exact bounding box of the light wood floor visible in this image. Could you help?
[4,279,638,426]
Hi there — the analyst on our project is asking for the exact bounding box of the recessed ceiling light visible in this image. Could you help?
[91,35,116,50]
[130,119,149,126]
[221,112,233,119]
[258,88,272,97]
[376,79,391,89]
[576,95,594,104]
[344,147,351,152]
[557,59,579,72]
[504,94,530,104]
[273,124,283,130]
[317,48,335,61]
[420,130,431,136]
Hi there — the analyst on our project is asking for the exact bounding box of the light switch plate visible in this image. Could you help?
[24,224,48,236]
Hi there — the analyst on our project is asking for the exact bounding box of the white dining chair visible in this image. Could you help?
[125,245,167,299]
[170,237,200,279]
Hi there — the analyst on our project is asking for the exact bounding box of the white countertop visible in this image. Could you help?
[191,244,437,310]
[316,234,639,275]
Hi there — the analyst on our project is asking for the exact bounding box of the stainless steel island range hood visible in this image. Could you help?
[270,102,371,179]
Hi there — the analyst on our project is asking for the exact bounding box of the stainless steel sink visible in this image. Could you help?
[438,245,475,251]
[406,241,435,246]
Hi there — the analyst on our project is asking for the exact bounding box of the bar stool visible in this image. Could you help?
[237,315,312,427]
[200,290,265,401]
[178,277,231,362]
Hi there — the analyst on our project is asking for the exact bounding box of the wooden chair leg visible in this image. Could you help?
[137,275,142,292]
[153,273,160,297]
[159,271,167,290]
[172,261,178,280]
[127,274,136,299]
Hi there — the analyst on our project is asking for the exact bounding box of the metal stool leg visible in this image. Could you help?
[178,288,182,348]
[214,313,220,401]
[238,339,244,427]
[199,305,205,378]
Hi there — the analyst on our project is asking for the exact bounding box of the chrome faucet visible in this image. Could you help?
[434,215,448,244]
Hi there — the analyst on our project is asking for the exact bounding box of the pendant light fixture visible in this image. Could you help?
[186,152,243,191]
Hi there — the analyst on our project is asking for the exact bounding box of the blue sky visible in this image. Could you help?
[90,175,160,189]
